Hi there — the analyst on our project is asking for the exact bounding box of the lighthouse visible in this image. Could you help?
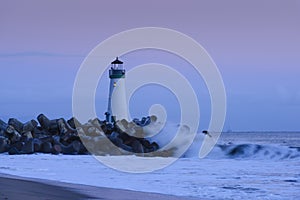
[105,57,128,124]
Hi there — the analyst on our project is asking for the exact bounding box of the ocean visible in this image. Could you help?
[0,131,299,199]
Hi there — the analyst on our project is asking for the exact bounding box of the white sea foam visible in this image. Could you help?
[152,122,300,160]
[0,129,299,199]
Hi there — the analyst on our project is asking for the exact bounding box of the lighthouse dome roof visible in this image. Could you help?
[111,57,123,64]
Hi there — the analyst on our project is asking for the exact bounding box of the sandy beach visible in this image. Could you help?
[0,173,198,200]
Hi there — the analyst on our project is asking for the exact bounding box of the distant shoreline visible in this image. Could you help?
[202,131,300,135]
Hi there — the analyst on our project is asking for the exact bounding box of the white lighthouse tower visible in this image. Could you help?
[105,57,128,124]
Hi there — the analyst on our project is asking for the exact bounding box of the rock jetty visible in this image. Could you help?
[0,114,174,156]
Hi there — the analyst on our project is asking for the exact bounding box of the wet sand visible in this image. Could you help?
[0,174,198,200]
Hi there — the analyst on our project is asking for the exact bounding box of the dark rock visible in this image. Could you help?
[0,120,16,139]
[40,142,53,153]
[21,139,34,154]
[33,138,42,152]
[0,136,9,153]
[8,118,24,133]
[7,129,21,144]
[37,114,59,134]
[133,116,151,127]
[60,140,81,155]
[23,120,38,132]
[8,147,20,155]
[67,117,81,129]
[0,115,160,156]
[7,141,25,154]
[132,139,144,154]
[58,118,76,135]
[21,131,33,140]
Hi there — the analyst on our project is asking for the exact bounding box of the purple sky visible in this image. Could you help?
[0,0,299,131]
